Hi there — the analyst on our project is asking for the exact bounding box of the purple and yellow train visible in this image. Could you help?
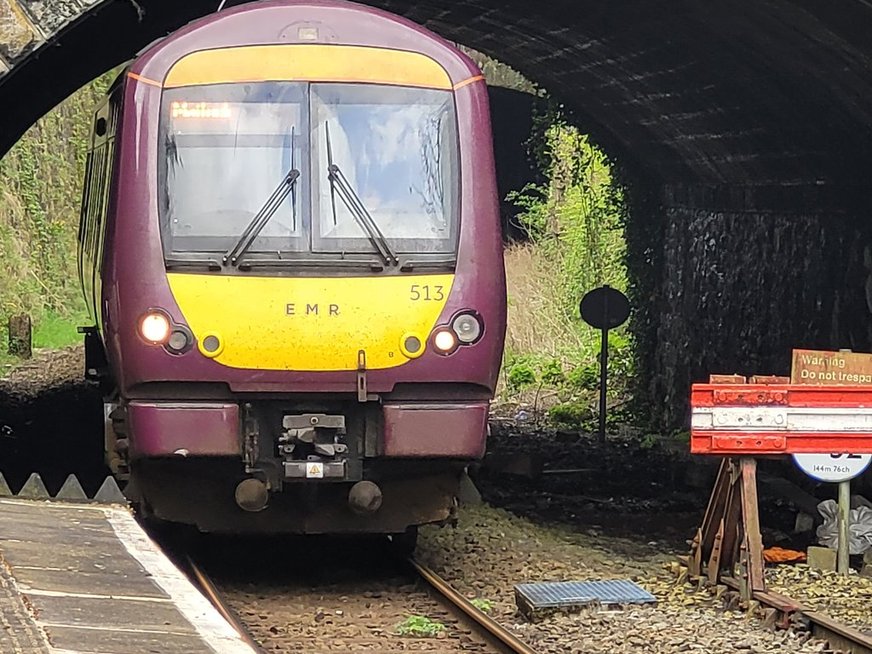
[77,0,506,540]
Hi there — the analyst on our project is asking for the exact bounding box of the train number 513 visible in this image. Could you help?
[410,285,444,301]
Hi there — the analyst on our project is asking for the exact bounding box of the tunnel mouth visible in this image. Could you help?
[4,0,872,437]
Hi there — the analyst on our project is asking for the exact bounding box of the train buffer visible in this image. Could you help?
[688,375,872,603]
[0,477,256,654]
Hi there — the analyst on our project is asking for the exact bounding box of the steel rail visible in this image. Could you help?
[186,556,268,654]
[720,575,872,654]
[409,557,539,654]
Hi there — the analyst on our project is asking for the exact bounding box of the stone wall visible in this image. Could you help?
[0,0,99,69]
[628,184,872,429]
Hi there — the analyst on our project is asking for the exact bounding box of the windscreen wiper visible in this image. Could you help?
[165,257,222,271]
[325,122,398,267]
[224,127,299,267]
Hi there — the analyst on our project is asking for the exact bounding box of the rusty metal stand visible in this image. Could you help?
[689,456,766,601]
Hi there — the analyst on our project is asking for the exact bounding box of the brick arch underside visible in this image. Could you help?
[4,0,872,427]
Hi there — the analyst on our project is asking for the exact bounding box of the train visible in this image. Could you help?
[77,0,506,544]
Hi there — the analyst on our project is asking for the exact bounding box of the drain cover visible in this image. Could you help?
[515,579,656,617]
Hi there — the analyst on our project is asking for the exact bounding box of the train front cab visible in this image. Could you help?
[103,12,506,536]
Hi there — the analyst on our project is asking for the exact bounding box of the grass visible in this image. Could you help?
[394,615,445,637]
[32,310,88,349]
[504,243,586,359]
[470,598,493,613]
[0,309,86,367]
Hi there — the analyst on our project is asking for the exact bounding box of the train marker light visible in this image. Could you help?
[166,329,191,353]
[433,329,457,354]
[198,333,224,358]
[401,333,424,358]
[452,312,482,344]
[139,311,171,344]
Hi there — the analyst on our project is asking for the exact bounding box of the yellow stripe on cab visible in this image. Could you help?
[164,45,453,89]
[167,273,455,371]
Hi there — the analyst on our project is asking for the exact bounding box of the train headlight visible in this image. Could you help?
[451,313,483,344]
[139,311,171,344]
[433,328,457,354]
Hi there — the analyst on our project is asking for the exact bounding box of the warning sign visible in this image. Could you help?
[791,349,872,385]
[306,462,324,479]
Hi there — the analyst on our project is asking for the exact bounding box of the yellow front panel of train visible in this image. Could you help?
[167,273,454,371]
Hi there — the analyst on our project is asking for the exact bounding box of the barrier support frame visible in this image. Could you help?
[689,456,766,601]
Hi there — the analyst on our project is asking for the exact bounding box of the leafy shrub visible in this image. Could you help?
[547,401,591,429]
[500,103,638,426]
[1,69,119,332]
[506,361,537,390]
[565,362,600,391]
[639,433,659,449]
[540,358,564,386]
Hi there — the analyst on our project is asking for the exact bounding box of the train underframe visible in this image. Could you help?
[106,394,487,534]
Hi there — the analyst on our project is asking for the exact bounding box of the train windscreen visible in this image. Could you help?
[159,81,459,266]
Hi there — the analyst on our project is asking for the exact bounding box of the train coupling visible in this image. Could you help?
[279,413,349,480]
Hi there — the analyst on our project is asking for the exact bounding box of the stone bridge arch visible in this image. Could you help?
[4,0,872,425]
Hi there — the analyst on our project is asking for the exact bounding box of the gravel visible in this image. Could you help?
[207,538,498,652]
[225,579,491,651]
[417,504,828,654]
[0,345,84,394]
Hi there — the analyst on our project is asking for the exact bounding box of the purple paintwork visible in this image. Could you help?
[382,403,488,458]
[128,402,241,458]
[93,0,506,463]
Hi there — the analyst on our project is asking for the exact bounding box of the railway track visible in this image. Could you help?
[186,557,268,654]
[718,574,872,654]
[183,543,539,653]
[181,532,872,654]
[409,557,538,654]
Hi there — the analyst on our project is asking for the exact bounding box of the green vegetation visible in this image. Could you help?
[0,71,116,358]
[501,105,633,428]
[394,615,446,637]
[470,597,493,613]
[32,309,90,348]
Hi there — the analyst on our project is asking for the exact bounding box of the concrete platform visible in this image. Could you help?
[0,497,255,654]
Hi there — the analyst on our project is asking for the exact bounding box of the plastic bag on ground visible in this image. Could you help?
[816,499,872,555]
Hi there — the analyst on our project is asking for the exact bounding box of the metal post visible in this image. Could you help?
[838,479,851,574]
[598,325,608,443]
[598,290,609,444]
